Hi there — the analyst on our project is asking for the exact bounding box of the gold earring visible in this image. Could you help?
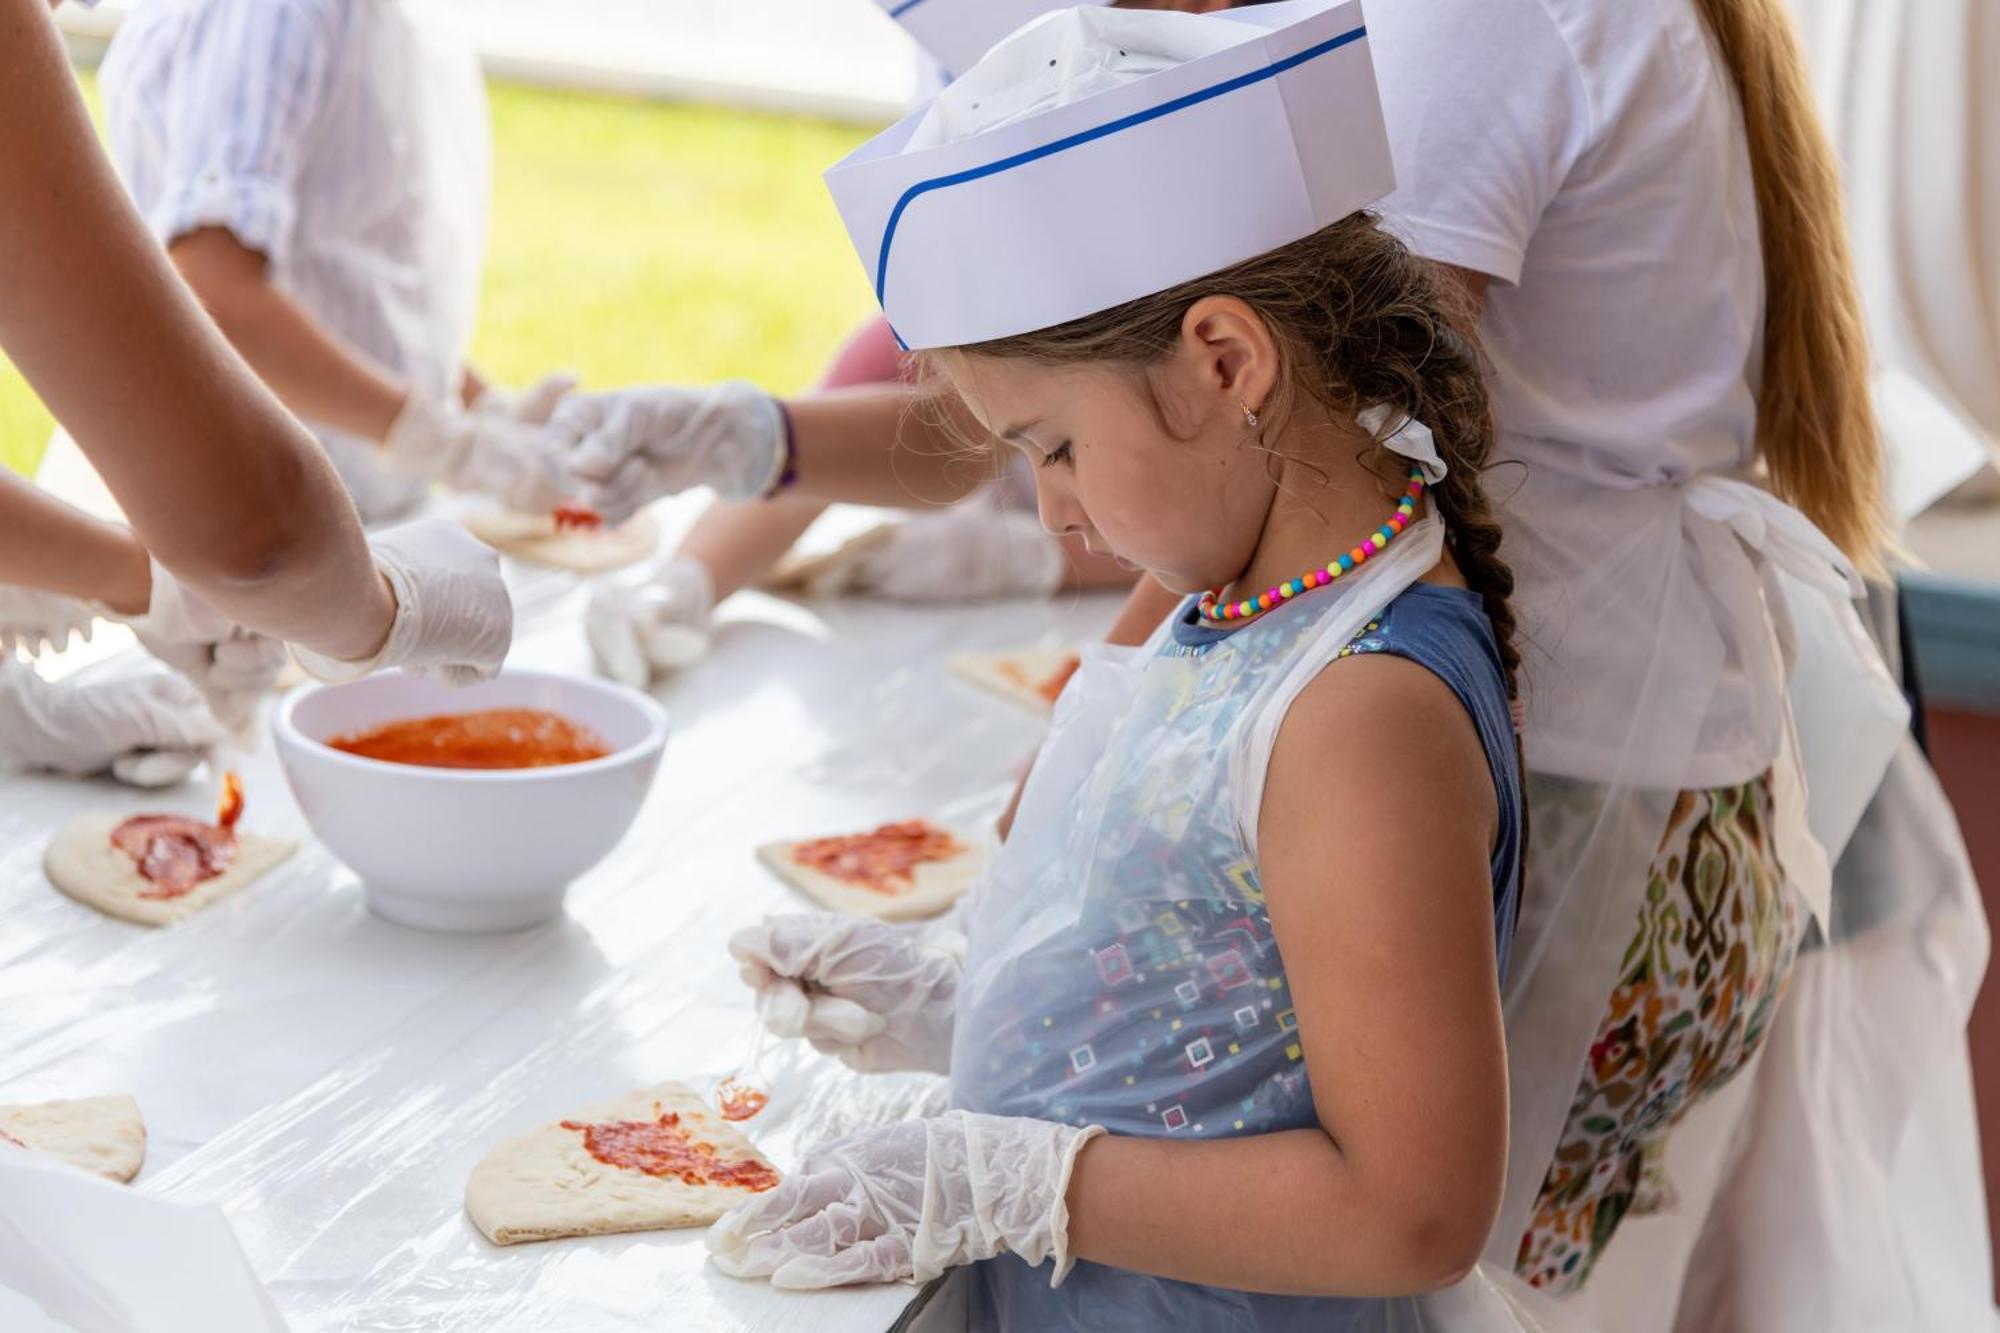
[1240,401,1260,429]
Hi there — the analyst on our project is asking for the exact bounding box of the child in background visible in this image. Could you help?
[91,0,574,524]
[584,315,1134,686]
[709,8,1530,1327]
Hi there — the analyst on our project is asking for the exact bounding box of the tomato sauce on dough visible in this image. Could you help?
[791,820,964,895]
[715,1079,769,1122]
[111,771,246,900]
[329,708,610,770]
[562,1111,777,1191]
[552,502,604,533]
[997,654,1082,704]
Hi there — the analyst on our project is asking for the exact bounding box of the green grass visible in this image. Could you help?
[0,73,881,477]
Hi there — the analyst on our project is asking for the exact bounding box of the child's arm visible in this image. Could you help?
[168,228,409,443]
[1061,652,1507,1295]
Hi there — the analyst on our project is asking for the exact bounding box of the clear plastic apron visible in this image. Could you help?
[947,493,1580,1330]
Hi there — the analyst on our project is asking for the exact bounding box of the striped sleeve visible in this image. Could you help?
[117,0,344,266]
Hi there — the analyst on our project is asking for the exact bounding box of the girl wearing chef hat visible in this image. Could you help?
[0,0,514,783]
[571,0,1987,1323]
[709,6,1539,1326]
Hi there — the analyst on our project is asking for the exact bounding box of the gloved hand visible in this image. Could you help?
[585,556,715,687]
[382,392,574,513]
[292,518,512,687]
[0,659,218,786]
[803,504,1067,602]
[554,381,786,523]
[122,560,286,741]
[0,586,97,658]
[728,913,962,1074]
[471,372,579,427]
[707,1111,1104,1289]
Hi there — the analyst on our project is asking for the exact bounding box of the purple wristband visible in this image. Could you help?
[764,400,800,499]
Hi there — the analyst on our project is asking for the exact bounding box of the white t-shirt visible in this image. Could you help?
[1366,0,1807,788]
[1371,0,1762,487]
[100,0,492,524]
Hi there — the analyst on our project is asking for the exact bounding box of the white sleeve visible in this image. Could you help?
[1366,0,1594,285]
[125,0,343,266]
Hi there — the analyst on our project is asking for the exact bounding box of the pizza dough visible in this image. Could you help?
[946,647,1082,715]
[757,823,987,921]
[45,813,297,927]
[466,1081,780,1245]
[0,1095,146,1182]
[764,524,895,596]
[461,508,660,574]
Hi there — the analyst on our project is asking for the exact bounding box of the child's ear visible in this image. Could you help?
[1180,295,1280,418]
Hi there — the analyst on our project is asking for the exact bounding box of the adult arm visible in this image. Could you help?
[0,0,393,660]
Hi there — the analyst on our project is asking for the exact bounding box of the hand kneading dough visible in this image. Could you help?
[756,828,987,921]
[462,508,660,574]
[45,813,297,927]
[0,1095,146,1182]
[466,1081,779,1246]
[946,646,1081,715]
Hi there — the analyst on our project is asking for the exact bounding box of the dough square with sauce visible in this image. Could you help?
[466,1081,779,1246]
[946,647,1081,716]
[44,812,296,927]
[0,1094,146,1182]
[461,508,660,574]
[757,821,987,921]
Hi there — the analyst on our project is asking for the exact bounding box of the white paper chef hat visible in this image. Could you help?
[829,0,1394,351]
[876,0,1108,76]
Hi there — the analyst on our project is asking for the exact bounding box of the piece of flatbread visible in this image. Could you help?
[0,1095,146,1182]
[466,1081,780,1246]
[757,823,986,921]
[946,647,1081,716]
[45,813,297,927]
[763,524,895,596]
[461,508,660,574]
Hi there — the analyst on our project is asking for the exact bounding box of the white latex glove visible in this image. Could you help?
[555,381,786,523]
[0,586,97,658]
[585,556,714,687]
[382,393,574,513]
[707,1111,1104,1289]
[728,913,962,1074]
[0,659,217,786]
[292,518,512,687]
[471,371,579,427]
[122,560,286,740]
[806,505,1068,602]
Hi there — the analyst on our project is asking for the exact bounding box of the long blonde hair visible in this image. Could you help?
[1689,0,1889,568]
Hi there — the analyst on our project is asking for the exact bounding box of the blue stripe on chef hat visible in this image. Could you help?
[874,22,1367,349]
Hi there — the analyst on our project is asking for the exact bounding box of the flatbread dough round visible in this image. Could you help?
[763,524,895,596]
[45,813,297,927]
[466,1081,779,1246]
[0,1095,146,1182]
[946,647,1081,716]
[462,508,660,574]
[757,823,986,921]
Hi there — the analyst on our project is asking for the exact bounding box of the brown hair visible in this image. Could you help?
[1691,0,1888,571]
[945,214,1523,703]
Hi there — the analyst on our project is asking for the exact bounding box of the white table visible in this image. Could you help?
[0,507,1124,1332]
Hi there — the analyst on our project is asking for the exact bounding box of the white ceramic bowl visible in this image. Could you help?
[274,670,669,933]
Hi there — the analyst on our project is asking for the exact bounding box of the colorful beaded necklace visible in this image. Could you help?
[1196,466,1427,625]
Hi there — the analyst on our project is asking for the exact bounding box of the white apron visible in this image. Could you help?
[1492,462,1987,1331]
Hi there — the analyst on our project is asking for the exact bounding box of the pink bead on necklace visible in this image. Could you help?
[1197,466,1427,626]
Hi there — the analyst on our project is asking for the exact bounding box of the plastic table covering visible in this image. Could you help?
[0,513,1127,1332]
